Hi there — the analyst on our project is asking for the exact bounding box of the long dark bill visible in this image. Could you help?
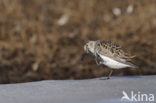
[79,52,87,61]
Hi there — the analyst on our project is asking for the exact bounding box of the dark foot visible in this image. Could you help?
[99,77,110,80]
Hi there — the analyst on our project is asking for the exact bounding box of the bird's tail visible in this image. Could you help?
[127,62,138,68]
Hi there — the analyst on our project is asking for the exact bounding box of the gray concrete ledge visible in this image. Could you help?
[0,76,156,103]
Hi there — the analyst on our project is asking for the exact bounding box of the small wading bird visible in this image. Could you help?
[80,40,137,80]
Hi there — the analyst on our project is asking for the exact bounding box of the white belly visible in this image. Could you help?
[99,54,130,69]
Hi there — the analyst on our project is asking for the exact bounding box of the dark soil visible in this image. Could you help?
[0,0,156,84]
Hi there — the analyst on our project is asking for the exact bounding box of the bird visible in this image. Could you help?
[80,40,137,80]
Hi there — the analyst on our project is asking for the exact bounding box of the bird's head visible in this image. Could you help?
[84,40,96,54]
[80,40,96,61]
[80,40,98,61]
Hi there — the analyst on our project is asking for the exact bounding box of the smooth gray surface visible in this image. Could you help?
[0,76,156,103]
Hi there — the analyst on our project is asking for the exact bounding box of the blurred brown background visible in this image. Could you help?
[0,0,156,84]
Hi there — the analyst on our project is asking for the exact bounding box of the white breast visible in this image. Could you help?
[99,54,130,69]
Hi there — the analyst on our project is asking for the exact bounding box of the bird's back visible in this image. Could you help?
[95,40,137,68]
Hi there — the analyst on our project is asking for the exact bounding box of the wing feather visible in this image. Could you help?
[95,40,136,67]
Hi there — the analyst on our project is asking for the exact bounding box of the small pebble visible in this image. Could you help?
[112,8,121,16]
[127,5,133,14]
[57,14,69,26]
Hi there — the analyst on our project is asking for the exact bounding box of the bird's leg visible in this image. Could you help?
[95,57,101,65]
[94,52,102,65]
[107,69,113,80]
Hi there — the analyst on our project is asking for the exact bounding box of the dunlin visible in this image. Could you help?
[81,40,137,79]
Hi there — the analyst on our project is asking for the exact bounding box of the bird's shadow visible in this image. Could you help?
[98,76,141,80]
